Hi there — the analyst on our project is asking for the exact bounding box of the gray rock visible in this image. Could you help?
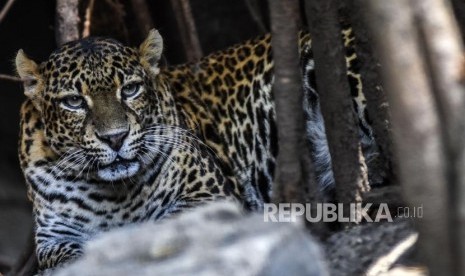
[325,219,417,276]
[55,202,328,276]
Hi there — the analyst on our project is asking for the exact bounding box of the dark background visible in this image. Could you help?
[0,0,268,271]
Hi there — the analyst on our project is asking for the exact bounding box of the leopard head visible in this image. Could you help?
[16,30,179,182]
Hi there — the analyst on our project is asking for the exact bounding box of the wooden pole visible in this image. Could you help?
[412,0,465,274]
[305,0,369,224]
[363,0,454,274]
[268,0,318,205]
[347,1,394,186]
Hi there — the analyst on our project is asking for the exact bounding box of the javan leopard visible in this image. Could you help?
[16,28,378,271]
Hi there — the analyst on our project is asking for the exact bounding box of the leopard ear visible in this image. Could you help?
[139,29,163,76]
[15,50,42,100]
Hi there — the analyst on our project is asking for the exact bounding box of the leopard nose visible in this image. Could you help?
[97,129,129,151]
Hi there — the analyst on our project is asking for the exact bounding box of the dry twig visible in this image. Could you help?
[0,0,16,24]
[0,74,21,82]
[82,0,95,37]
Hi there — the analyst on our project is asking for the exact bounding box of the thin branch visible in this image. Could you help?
[82,0,95,38]
[170,0,203,62]
[0,0,17,24]
[0,74,21,82]
[55,0,80,46]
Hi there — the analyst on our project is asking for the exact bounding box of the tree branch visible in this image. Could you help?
[82,0,95,37]
[363,0,453,274]
[0,74,21,82]
[411,0,465,274]
[268,0,319,206]
[55,0,80,46]
[0,0,17,24]
[305,0,369,224]
[347,1,394,186]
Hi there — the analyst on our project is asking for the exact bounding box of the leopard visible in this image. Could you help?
[16,28,378,271]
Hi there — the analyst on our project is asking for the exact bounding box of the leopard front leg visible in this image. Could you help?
[36,239,83,271]
[34,211,89,271]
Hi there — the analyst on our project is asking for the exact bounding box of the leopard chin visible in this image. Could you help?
[97,158,140,182]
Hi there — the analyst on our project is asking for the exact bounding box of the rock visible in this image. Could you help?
[55,201,328,276]
[325,219,419,276]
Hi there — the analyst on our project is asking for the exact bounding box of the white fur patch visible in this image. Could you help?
[97,161,140,182]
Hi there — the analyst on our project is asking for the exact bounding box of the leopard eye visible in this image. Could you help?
[121,82,142,98]
[62,96,85,110]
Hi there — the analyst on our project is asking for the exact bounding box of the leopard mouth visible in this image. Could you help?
[97,157,140,182]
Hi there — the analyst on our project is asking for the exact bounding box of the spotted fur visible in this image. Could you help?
[17,28,377,271]
[300,30,379,189]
